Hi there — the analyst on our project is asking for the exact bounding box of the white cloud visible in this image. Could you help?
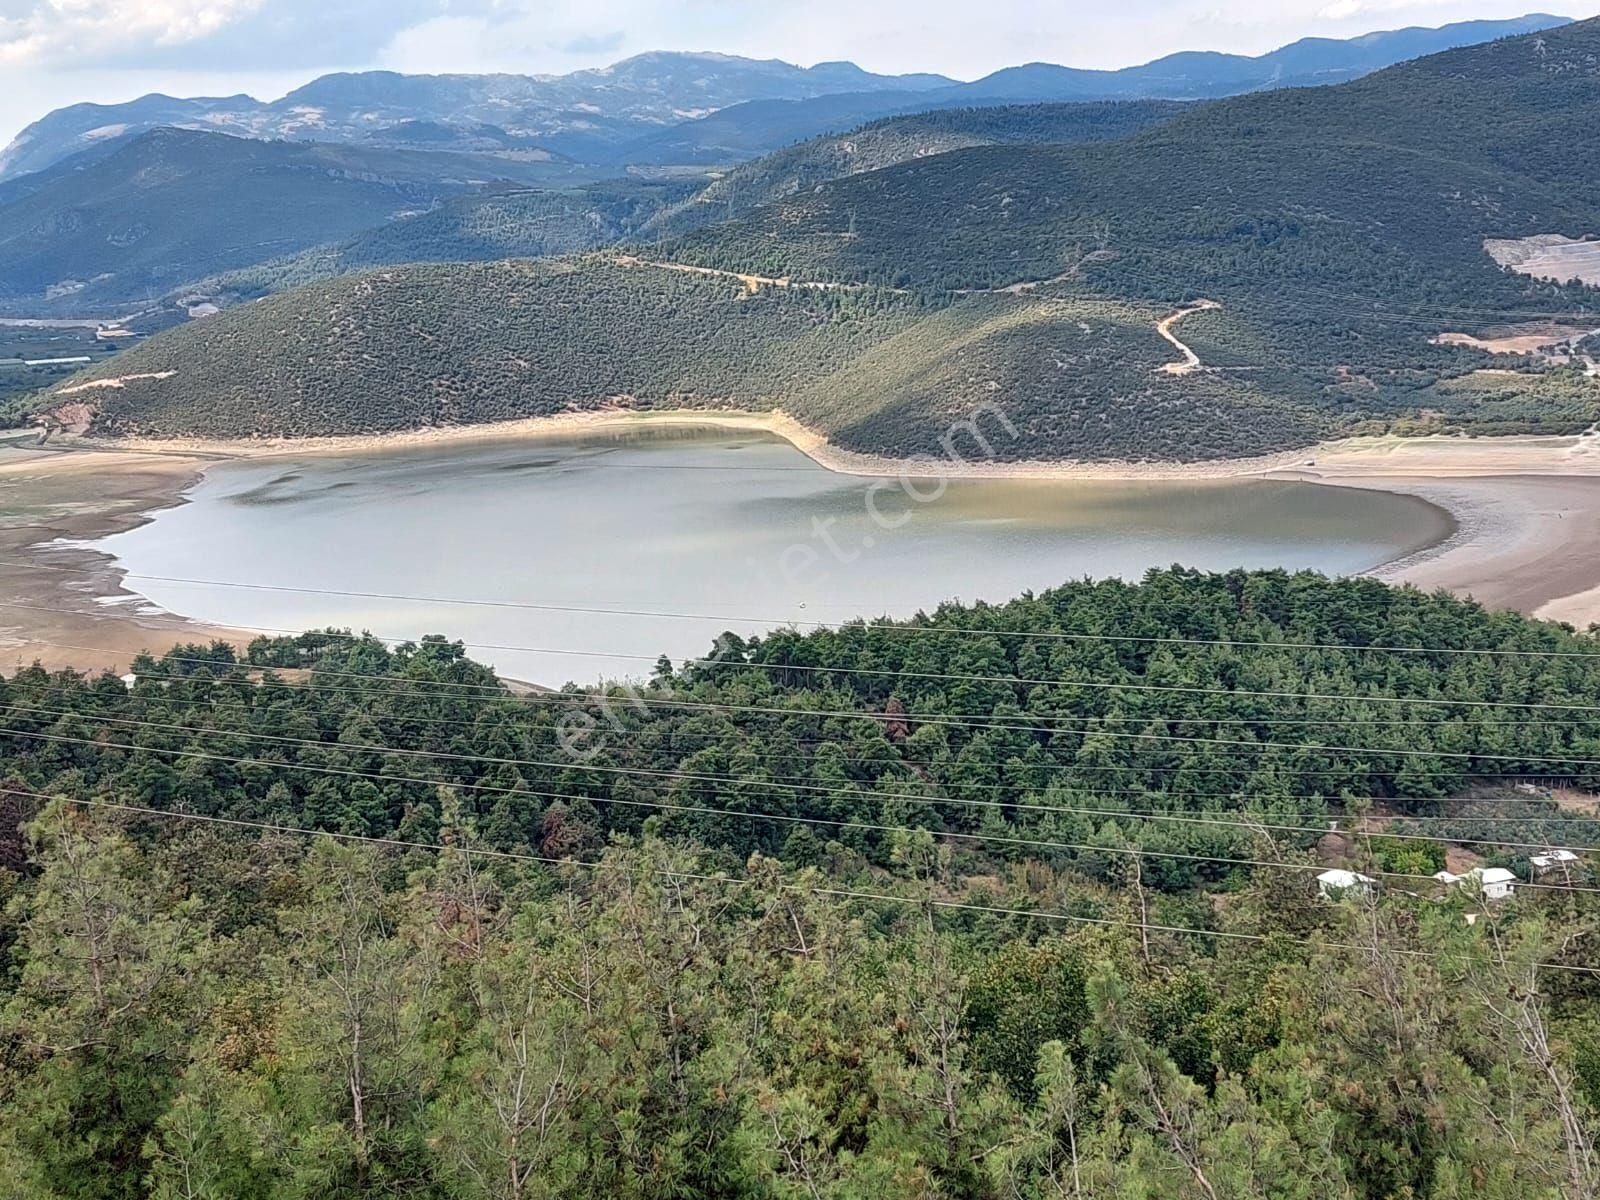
[0,0,267,66]
[379,14,510,75]
[1317,0,1463,18]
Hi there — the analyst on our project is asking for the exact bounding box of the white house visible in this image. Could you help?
[1473,867,1517,901]
[1531,849,1580,876]
[1434,866,1517,901]
[1317,869,1376,900]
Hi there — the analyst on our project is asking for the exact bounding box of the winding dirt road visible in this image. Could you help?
[1155,299,1222,375]
[609,255,896,295]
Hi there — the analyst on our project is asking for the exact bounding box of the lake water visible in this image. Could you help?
[88,425,1454,684]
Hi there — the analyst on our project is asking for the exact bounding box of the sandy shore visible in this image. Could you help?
[102,407,1334,480]
[0,444,256,674]
[9,413,1600,676]
[1259,431,1600,627]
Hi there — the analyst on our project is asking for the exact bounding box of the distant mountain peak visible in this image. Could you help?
[962,12,1572,99]
[0,13,1574,183]
[608,50,768,66]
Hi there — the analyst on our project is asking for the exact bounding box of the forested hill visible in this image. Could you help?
[2,569,1599,1195]
[0,127,592,311]
[644,101,1186,240]
[198,103,1176,301]
[27,18,1600,460]
[196,103,1187,302]
[667,17,1600,296]
[27,255,1598,460]
[194,178,702,301]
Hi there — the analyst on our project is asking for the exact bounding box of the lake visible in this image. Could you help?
[86,424,1455,684]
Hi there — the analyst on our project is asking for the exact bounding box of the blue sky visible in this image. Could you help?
[2,0,1595,145]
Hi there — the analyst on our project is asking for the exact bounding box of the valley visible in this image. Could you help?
[12,413,1600,688]
[3,13,1600,1196]
[6,15,1600,689]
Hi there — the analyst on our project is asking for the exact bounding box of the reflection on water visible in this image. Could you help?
[88,425,1455,684]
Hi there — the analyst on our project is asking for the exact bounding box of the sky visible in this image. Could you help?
[2,0,1596,146]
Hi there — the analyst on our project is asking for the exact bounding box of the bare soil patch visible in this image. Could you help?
[55,370,175,396]
[1485,234,1600,286]
[0,447,253,674]
[1433,322,1599,356]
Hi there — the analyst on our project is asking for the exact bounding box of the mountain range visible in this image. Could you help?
[638,101,1187,240]
[953,12,1573,99]
[0,55,955,183]
[620,11,1572,166]
[32,16,1600,465]
[0,127,604,309]
[188,103,1187,304]
[0,12,1577,315]
[0,14,1570,182]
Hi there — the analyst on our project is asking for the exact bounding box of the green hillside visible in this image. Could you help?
[205,103,1180,301]
[35,259,927,439]
[644,101,1185,239]
[666,22,1600,333]
[679,22,1600,277]
[26,19,1600,460]
[195,178,702,299]
[0,127,594,312]
[27,256,1594,460]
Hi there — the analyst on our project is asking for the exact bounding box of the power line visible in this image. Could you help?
[252,687,1600,768]
[33,678,1600,821]
[103,665,1600,730]
[2,722,1594,895]
[21,623,1600,717]
[11,784,1597,976]
[0,723,1343,878]
[20,617,1600,739]
[24,637,1600,776]
[8,699,1599,856]
[29,657,1593,792]
[13,683,1600,818]
[21,661,1600,768]
[25,624,1600,803]
[7,559,1600,661]
[3,700,1600,857]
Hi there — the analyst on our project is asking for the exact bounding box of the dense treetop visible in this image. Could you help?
[2,569,1599,1196]
[5,568,1600,892]
[642,101,1186,240]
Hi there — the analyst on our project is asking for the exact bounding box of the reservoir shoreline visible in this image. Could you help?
[4,410,1600,676]
[0,445,256,673]
[72,406,1600,481]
